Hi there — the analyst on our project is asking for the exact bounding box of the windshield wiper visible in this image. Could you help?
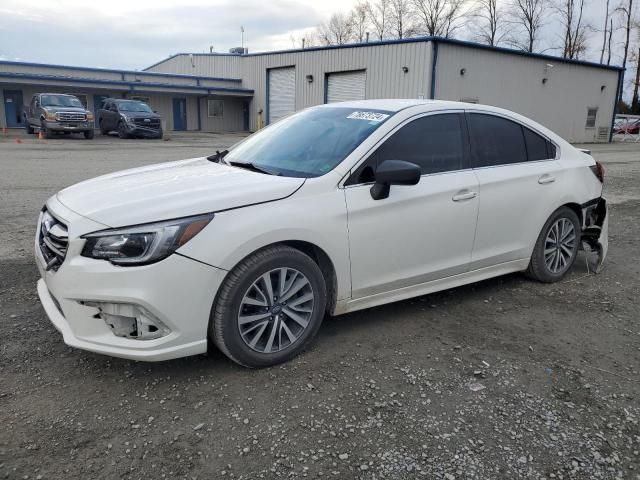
[227,160,280,176]
[207,150,229,163]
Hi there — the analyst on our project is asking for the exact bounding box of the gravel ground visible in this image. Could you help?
[0,133,639,480]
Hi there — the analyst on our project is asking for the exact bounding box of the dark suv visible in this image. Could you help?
[98,99,163,139]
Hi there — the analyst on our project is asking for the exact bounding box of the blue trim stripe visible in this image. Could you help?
[0,60,242,83]
[0,72,254,95]
[149,36,623,73]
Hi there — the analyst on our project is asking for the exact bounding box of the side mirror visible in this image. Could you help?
[370,160,421,200]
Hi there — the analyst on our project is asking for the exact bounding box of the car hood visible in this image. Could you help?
[56,157,305,228]
[121,112,160,119]
[43,106,88,113]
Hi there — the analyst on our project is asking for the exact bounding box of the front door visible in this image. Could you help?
[172,98,187,131]
[3,90,24,128]
[345,112,479,299]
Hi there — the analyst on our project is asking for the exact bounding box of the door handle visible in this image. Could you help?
[538,174,556,184]
[452,190,478,202]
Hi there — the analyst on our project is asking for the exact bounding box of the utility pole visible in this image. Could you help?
[241,26,245,50]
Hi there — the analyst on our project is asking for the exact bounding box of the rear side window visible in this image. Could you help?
[468,113,527,167]
[523,127,550,161]
[374,113,465,175]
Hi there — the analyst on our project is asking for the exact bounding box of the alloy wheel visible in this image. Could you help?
[237,268,314,354]
[544,218,576,274]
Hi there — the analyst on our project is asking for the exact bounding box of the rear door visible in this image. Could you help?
[267,67,295,124]
[466,111,563,269]
[345,111,479,299]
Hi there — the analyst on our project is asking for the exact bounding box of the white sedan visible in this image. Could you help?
[35,100,608,367]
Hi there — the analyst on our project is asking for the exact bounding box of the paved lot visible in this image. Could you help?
[0,133,639,479]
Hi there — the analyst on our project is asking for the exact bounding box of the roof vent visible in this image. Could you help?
[229,47,248,55]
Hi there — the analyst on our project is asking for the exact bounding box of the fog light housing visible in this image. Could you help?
[82,301,170,340]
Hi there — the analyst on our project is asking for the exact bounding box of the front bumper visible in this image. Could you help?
[35,204,226,361]
[125,123,162,137]
[47,121,94,132]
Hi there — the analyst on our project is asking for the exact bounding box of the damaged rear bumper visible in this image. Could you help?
[581,198,608,272]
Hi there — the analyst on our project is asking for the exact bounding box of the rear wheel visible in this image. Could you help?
[210,245,327,368]
[526,207,581,283]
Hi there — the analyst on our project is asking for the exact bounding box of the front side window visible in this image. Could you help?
[374,113,465,175]
[224,107,392,178]
[468,113,527,167]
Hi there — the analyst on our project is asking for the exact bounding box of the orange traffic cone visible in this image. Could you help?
[15,138,22,144]
[2,127,7,135]
[38,130,44,141]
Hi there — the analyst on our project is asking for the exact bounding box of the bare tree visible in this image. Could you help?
[557,0,589,59]
[412,0,470,37]
[317,12,354,45]
[632,46,640,112]
[508,0,549,52]
[351,2,370,42]
[389,0,414,38]
[600,0,612,63]
[617,0,634,101]
[366,0,390,40]
[475,0,507,45]
[607,17,613,64]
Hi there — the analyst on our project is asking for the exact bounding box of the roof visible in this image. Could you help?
[316,99,459,112]
[147,36,623,73]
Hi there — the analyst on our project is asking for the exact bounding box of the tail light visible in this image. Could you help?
[590,160,605,183]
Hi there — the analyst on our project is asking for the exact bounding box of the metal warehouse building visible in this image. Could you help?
[1,37,623,143]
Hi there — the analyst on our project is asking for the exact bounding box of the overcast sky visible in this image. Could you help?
[0,0,622,71]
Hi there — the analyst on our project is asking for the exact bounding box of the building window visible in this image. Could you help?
[586,108,598,128]
[131,96,150,104]
[208,99,224,118]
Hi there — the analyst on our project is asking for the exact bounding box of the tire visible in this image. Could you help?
[155,128,163,140]
[210,245,327,368]
[84,129,95,140]
[99,121,109,135]
[526,206,581,283]
[117,122,129,139]
[25,121,34,134]
[41,121,52,139]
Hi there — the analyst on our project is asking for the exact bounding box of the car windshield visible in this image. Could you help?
[224,107,393,178]
[41,95,83,108]
[117,101,153,113]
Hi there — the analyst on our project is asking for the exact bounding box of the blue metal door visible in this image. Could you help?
[3,90,24,127]
[172,98,187,131]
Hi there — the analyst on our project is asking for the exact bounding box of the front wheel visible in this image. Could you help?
[84,129,95,139]
[526,207,581,283]
[41,122,52,139]
[117,122,129,139]
[25,121,34,134]
[210,246,327,368]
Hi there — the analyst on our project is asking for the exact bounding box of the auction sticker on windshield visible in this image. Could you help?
[347,111,390,122]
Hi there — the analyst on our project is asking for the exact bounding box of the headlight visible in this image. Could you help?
[81,213,213,266]
[45,111,57,121]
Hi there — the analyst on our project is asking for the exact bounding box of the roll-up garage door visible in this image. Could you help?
[326,70,366,103]
[268,67,295,123]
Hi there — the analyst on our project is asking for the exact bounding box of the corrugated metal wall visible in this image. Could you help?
[145,54,242,79]
[199,96,245,132]
[434,43,619,143]
[241,42,433,129]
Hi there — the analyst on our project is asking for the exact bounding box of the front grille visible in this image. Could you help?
[132,117,161,128]
[56,112,86,122]
[39,209,68,272]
